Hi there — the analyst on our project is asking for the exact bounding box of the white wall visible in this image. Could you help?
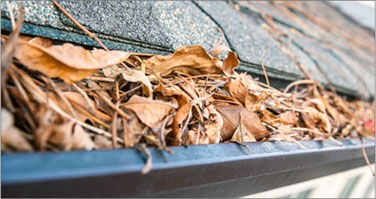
[244,165,375,198]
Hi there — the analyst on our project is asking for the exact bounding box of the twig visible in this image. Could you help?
[228,141,251,153]
[111,81,121,148]
[135,143,152,174]
[361,138,375,176]
[239,114,244,143]
[95,91,129,119]
[7,67,30,102]
[328,137,343,146]
[115,80,120,101]
[292,127,323,135]
[72,103,109,128]
[195,121,202,145]
[284,79,317,93]
[158,116,172,154]
[72,83,95,113]
[82,87,112,92]
[45,76,77,118]
[1,76,15,112]
[2,2,23,69]
[5,1,16,29]
[86,76,115,82]
[210,27,225,53]
[260,62,270,87]
[181,109,192,136]
[119,85,142,99]
[111,101,120,149]
[52,0,109,51]
[202,73,210,97]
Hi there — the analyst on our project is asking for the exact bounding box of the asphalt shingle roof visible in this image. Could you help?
[1,1,374,98]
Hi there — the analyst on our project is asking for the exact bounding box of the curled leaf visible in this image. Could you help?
[123,95,177,130]
[212,45,231,57]
[182,129,209,145]
[121,69,153,98]
[302,99,332,133]
[1,109,33,152]
[214,102,269,141]
[169,95,211,145]
[29,37,53,47]
[122,112,145,148]
[14,42,130,83]
[203,105,223,144]
[230,114,256,143]
[145,45,223,76]
[222,51,239,76]
[35,121,95,151]
[224,73,268,111]
[94,135,113,150]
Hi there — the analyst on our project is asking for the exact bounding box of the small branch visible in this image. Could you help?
[111,101,120,149]
[5,1,16,29]
[135,143,152,174]
[361,138,375,176]
[52,0,109,51]
[72,83,95,114]
[261,62,270,87]
[95,91,129,119]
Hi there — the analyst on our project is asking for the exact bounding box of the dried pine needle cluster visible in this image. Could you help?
[1,32,374,153]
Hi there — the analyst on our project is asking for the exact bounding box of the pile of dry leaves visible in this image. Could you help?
[1,5,374,155]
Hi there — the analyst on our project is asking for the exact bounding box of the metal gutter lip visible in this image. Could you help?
[1,138,375,197]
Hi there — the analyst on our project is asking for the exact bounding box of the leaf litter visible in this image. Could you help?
[1,3,374,175]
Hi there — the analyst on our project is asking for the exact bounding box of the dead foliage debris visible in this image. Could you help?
[2,36,374,152]
[1,3,374,175]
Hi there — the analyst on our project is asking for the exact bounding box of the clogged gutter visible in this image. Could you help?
[1,3,374,174]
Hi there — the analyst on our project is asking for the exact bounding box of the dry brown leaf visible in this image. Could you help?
[123,95,177,130]
[28,37,53,47]
[102,65,120,78]
[279,111,298,126]
[63,91,111,122]
[154,83,195,146]
[222,51,239,76]
[85,79,112,113]
[179,79,199,100]
[14,42,130,83]
[212,45,231,57]
[121,69,153,98]
[154,83,189,103]
[169,96,211,145]
[102,66,153,98]
[1,109,33,152]
[122,111,145,148]
[259,109,297,126]
[214,102,269,141]
[213,93,242,105]
[33,104,95,150]
[182,129,209,145]
[230,114,257,143]
[145,45,223,76]
[302,99,332,133]
[224,73,268,111]
[35,121,95,151]
[259,109,279,124]
[203,105,223,144]
[94,135,113,150]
